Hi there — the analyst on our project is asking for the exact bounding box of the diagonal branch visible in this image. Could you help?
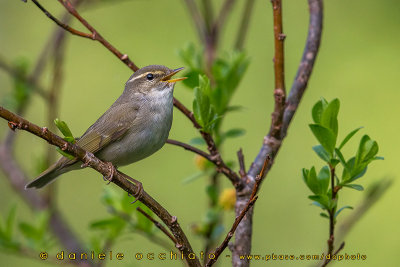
[30,0,139,71]
[0,106,201,267]
[136,207,177,245]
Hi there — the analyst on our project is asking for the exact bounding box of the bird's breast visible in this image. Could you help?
[102,90,174,166]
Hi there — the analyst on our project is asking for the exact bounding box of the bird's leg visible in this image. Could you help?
[103,162,116,185]
[125,177,143,204]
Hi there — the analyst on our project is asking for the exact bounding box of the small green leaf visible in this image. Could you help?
[343,184,364,191]
[54,118,74,139]
[320,212,329,219]
[225,105,244,113]
[317,166,330,194]
[335,149,347,170]
[312,100,324,123]
[189,137,206,146]
[55,147,75,160]
[220,128,246,142]
[302,167,319,195]
[320,98,340,136]
[356,135,379,165]
[5,205,17,240]
[338,127,363,150]
[312,145,331,162]
[308,195,329,210]
[309,124,336,155]
[335,205,353,218]
[206,185,218,204]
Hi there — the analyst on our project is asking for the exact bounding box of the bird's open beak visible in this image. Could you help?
[162,67,187,83]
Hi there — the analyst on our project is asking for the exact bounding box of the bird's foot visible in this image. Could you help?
[126,177,143,204]
[103,162,116,185]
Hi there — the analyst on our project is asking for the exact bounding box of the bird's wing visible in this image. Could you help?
[57,101,140,167]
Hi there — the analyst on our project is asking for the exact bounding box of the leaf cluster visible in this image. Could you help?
[303,98,382,220]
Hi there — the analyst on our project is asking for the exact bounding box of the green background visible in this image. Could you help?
[0,0,399,266]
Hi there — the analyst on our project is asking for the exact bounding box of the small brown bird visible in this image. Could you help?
[26,65,186,189]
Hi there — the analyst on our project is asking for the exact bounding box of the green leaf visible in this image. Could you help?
[309,124,336,155]
[317,166,330,194]
[192,75,216,133]
[225,105,244,113]
[5,205,17,241]
[343,184,364,191]
[356,135,379,165]
[221,128,246,142]
[55,147,75,160]
[312,100,324,124]
[54,118,74,139]
[19,223,39,241]
[338,127,363,150]
[206,185,218,204]
[308,195,330,210]
[320,98,340,136]
[320,212,329,219]
[182,170,210,184]
[182,70,201,89]
[189,137,206,146]
[312,145,331,162]
[335,148,347,170]
[302,167,319,195]
[335,205,353,218]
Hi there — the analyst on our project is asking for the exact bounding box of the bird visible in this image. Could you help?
[26,65,186,189]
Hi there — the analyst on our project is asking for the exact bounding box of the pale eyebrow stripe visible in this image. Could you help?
[127,71,165,83]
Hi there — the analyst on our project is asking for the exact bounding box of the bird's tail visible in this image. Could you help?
[25,160,76,189]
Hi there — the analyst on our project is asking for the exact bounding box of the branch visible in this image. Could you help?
[30,0,139,71]
[237,148,246,178]
[206,196,258,267]
[206,156,269,267]
[136,207,177,245]
[281,0,324,137]
[234,0,256,50]
[248,0,323,179]
[0,107,201,267]
[172,98,242,189]
[166,139,211,161]
[0,56,48,100]
[233,1,323,266]
[182,0,207,43]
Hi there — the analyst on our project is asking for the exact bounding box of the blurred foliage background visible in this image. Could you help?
[0,0,399,266]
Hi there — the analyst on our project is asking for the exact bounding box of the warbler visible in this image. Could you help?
[26,65,186,189]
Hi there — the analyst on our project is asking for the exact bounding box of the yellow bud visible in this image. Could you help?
[219,188,236,211]
[194,155,207,170]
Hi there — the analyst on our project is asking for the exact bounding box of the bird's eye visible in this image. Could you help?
[146,73,154,81]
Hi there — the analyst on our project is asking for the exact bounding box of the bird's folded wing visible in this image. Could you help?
[57,102,139,167]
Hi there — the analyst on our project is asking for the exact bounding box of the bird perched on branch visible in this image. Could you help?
[26,65,186,189]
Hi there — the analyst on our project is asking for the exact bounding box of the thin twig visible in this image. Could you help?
[234,0,256,50]
[213,0,236,39]
[201,0,214,31]
[166,139,211,161]
[31,0,92,39]
[137,207,177,245]
[205,156,269,267]
[182,0,207,43]
[30,0,139,71]
[237,148,246,178]
[0,57,48,100]
[0,107,201,267]
[269,0,286,141]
